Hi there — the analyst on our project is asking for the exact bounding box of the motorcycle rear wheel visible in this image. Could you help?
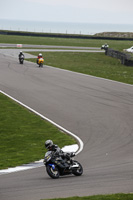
[72,161,83,176]
[19,60,24,64]
[46,165,60,179]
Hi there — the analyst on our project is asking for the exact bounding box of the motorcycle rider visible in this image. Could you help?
[37,53,43,64]
[45,140,75,169]
[18,51,24,60]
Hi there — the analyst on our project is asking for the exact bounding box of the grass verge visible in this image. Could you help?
[42,193,133,200]
[26,52,133,84]
[0,34,132,51]
[0,93,76,170]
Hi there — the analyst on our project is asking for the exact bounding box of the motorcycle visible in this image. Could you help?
[19,55,24,64]
[38,57,44,67]
[44,151,83,179]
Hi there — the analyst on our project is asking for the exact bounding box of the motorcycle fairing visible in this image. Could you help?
[48,164,55,170]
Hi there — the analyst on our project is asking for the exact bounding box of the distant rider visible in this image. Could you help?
[37,53,43,64]
[104,43,109,50]
[18,51,24,60]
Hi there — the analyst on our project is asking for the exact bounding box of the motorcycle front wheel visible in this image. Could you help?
[72,161,83,176]
[46,165,60,179]
[39,63,43,67]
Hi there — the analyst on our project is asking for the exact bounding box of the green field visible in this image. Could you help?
[0,93,75,169]
[43,193,133,200]
[27,52,133,84]
[2,34,132,84]
[0,34,132,51]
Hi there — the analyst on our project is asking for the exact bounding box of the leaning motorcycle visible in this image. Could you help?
[44,151,83,179]
[38,57,44,67]
[19,55,24,64]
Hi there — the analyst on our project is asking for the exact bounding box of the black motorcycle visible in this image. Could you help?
[19,55,24,64]
[44,151,83,179]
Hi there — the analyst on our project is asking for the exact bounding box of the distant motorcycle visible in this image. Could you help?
[38,57,44,67]
[19,55,24,64]
[44,151,83,179]
[101,44,109,50]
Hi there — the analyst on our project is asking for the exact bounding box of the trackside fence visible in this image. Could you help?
[105,48,133,66]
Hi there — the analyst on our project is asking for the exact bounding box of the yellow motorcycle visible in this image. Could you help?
[38,57,44,67]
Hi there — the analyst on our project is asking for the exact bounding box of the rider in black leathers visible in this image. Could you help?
[45,140,75,169]
[18,51,24,59]
[18,51,25,63]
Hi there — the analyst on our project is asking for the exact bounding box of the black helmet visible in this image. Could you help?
[45,140,53,150]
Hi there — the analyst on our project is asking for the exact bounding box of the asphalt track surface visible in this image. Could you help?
[0,47,133,200]
[0,43,101,49]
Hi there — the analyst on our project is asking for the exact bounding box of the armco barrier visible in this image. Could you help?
[0,30,133,41]
[105,48,133,66]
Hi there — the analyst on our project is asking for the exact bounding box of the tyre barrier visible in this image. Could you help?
[105,48,133,66]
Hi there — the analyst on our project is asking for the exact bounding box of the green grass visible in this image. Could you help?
[0,34,132,51]
[26,52,133,84]
[0,93,76,170]
[42,193,133,200]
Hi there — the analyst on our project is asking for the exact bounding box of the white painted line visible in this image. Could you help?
[0,165,38,174]
[0,90,84,175]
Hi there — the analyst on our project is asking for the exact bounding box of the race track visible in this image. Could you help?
[0,47,133,200]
